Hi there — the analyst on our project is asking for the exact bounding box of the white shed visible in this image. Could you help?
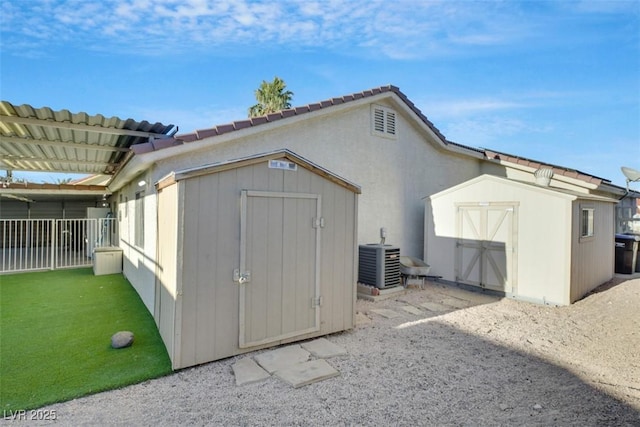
[425,174,617,305]
[154,150,360,369]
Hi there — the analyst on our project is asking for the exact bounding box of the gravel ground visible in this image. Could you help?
[6,277,640,426]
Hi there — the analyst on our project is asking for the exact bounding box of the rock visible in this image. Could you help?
[111,331,134,349]
[533,403,543,410]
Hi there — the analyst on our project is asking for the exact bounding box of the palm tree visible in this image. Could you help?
[248,77,294,117]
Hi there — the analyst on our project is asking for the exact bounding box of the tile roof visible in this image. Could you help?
[131,85,461,155]
[484,149,609,185]
[126,84,610,188]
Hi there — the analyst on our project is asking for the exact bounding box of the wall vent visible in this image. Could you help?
[358,244,401,288]
[372,105,397,138]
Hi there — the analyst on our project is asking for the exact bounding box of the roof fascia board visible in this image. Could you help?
[0,115,168,138]
[386,97,483,159]
[108,154,149,192]
[599,182,640,198]
[1,186,110,196]
[1,135,129,152]
[1,155,117,168]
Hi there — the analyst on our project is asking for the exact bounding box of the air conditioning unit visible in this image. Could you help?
[358,244,401,289]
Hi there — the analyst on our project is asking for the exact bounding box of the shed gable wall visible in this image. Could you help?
[427,177,574,305]
[176,160,356,367]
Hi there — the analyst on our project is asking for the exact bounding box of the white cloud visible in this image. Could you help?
[0,0,547,59]
[2,0,635,61]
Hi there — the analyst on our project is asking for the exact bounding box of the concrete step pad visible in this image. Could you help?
[400,305,424,315]
[232,357,271,386]
[370,308,402,319]
[274,359,340,388]
[301,338,347,358]
[254,345,310,374]
[420,301,452,313]
[441,297,471,309]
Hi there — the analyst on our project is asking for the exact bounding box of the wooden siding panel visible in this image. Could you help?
[156,184,178,365]
[333,185,351,330]
[194,173,218,364]
[175,158,357,367]
[213,169,243,360]
[570,200,615,302]
[265,196,284,340]
[179,177,200,367]
[246,195,269,343]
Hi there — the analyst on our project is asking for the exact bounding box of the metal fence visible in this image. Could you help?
[0,218,117,273]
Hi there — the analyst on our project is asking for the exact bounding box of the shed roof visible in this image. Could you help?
[157,149,361,194]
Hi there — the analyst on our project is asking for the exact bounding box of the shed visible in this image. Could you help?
[425,174,617,306]
[154,150,360,369]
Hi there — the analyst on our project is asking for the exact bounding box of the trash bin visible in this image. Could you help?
[615,234,640,274]
[93,246,123,276]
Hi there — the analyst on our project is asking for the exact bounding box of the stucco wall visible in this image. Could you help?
[151,99,481,259]
[116,171,157,313]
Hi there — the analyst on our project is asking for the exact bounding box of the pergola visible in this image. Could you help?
[0,101,175,203]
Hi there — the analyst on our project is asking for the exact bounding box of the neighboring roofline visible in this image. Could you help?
[157,149,361,194]
[0,182,110,196]
[481,148,638,197]
[599,181,640,199]
[427,174,619,203]
[483,149,609,186]
[68,174,111,186]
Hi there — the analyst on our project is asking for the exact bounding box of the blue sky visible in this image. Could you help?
[1,0,639,188]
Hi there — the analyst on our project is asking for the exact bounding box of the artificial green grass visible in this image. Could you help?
[0,268,172,412]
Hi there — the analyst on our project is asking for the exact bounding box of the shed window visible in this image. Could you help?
[580,207,594,238]
[135,191,144,248]
[372,105,397,138]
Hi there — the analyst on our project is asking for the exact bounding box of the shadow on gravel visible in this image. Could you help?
[37,312,640,426]
[335,319,640,426]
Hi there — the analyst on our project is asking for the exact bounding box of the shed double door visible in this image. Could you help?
[456,204,517,293]
[238,190,321,348]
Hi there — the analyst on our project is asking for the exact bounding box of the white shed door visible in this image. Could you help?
[238,190,321,348]
[456,204,517,293]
